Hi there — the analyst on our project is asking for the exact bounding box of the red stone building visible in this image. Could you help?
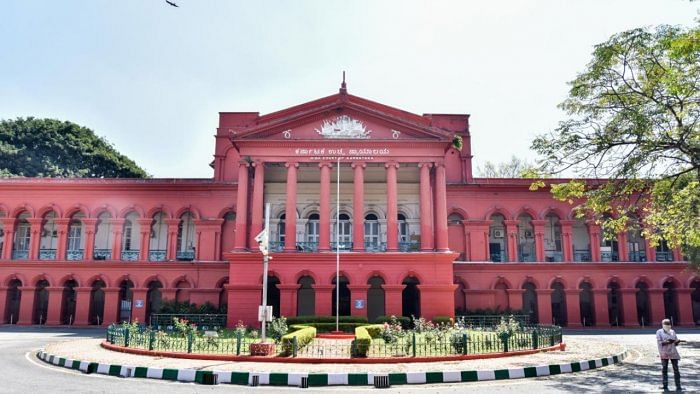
[1,83,699,327]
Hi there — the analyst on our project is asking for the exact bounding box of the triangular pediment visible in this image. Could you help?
[232,93,455,142]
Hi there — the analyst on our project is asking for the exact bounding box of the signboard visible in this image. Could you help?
[258,305,273,322]
[354,299,365,310]
[134,300,144,309]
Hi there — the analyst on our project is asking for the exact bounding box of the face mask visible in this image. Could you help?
[663,324,671,333]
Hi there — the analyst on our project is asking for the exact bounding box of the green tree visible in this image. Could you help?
[0,117,148,178]
[531,24,700,269]
[476,155,535,178]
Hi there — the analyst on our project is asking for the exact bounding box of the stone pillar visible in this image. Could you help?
[109,219,125,261]
[165,218,180,260]
[137,218,152,261]
[385,162,399,251]
[672,248,683,262]
[531,220,547,262]
[506,289,525,311]
[348,284,370,317]
[504,220,519,262]
[560,220,575,262]
[617,232,628,261]
[319,162,332,251]
[82,218,98,261]
[284,162,298,251]
[277,284,300,317]
[418,163,433,251]
[2,224,15,260]
[27,218,43,260]
[74,287,91,325]
[18,287,35,325]
[620,288,640,327]
[234,161,250,251]
[461,222,471,261]
[313,284,334,316]
[565,289,582,327]
[644,236,656,262]
[536,289,553,325]
[103,287,120,324]
[352,162,365,251]
[45,287,64,325]
[587,222,601,262]
[226,284,261,327]
[648,288,667,325]
[250,160,265,248]
[131,288,148,325]
[434,163,449,251]
[676,289,694,326]
[593,289,610,327]
[54,218,70,260]
[419,284,457,320]
[0,287,7,323]
[383,284,405,317]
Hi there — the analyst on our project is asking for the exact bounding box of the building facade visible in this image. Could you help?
[1,84,699,327]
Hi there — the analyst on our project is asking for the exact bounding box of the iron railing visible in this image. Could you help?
[573,249,591,262]
[398,241,419,252]
[296,242,318,252]
[11,250,29,260]
[149,313,227,329]
[544,251,563,262]
[149,250,166,261]
[176,250,195,260]
[39,249,56,260]
[121,250,139,261]
[364,241,386,252]
[66,249,84,261]
[93,249,111,260]
[269,241,284,252]
[656,251,674,261]
[455,314,531,327]
[628,251,647,262]
[330,241,353,251]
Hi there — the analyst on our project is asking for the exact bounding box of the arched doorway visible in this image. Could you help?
[522,282,538,323]
[663,280,679,324]
[402,276,420,318]
[550,281,567,326]
[367,276,385,322]
[146,281,163,324]
[691,279,700,325]
[332,276,351,316]
[89,280,106,325]
[33,279,49,325]
[454,278,467,315]
[297,276,315,316]
[60,279,78,325]
[579,282,594,326]
[4,279,22,324]
[118,280,134,322]
[636,282,651,326]
[608,282,623,326]
[265,276,281,318]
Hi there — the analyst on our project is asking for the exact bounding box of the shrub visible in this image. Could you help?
[267,316,288,343]
[172,317,197,337]
[364,324,384,338]
[352,326,372,357]
[291,322,367,333]
[286,316,369,325]
[375,315,410,328]
[432,316,453,326]
[157,300,223,314]
[280,324,316,355]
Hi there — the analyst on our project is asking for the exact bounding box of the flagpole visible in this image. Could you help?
[335,157,340,333]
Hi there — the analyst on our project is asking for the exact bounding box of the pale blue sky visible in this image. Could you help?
[1,0,697,178]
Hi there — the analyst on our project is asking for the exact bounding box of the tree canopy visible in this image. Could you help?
[531,23,700,268]
[476,155,535,178]
[0,117,149,178]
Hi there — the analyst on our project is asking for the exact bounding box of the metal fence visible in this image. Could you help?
[455,314,531,327]
[148,313,227,329]
[106,323,561,359]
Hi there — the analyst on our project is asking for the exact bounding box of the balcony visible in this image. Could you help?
[120,250,139,261]
[93,249,111,260]
[269,241,284,252]
[489,251,506,262]
[176,250,195,261]
[656,251,674,262]
[573,249,591,262]
[11,250,29,260]
[330,241,353,251]
[364,241,386,252]
[544,251,563,262]
[296,242,318,252]
[39,249,56,260]
[149,250,167,261]
[628,251,647,262]
[398,241,420,252]
[66,249,84,261]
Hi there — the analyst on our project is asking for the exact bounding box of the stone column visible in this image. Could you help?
[587,221,601,262]
[45,287,64,325]
[617,232,628,261]
[536,289,553,325]
[559,220,575,262]
[648,288,666,324]
[1,217,15,259]
[319,162,332,251]
[54,218,70,260]
[593,289,610,327]
[672,248,683,262]
[0,287,7,323]
[433,163,449,251]
[137,218,152,261]
[676,289,694,326]
[74,287,92,325]
[250,160,265,248]
[103,287,120,324]
[284,162,298,251]
[504,220,519,262]
[461,222,471,261]
[351,162,365,251]
[109,219,125,261]
[164,218,180,260]
[418,163,433,251]
[383,284,405,317]
[385,162,399,251]
[277,284,300,317]
[234,161,250,251]
[531,220,546,262]
[348,284,370,317]
[82,218,98,261]
[18,287,35,324]
[27,218,43,260]
[312,284,334,316]
[565,289,582,327]
[620,288,639,327]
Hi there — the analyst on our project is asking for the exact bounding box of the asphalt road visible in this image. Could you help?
[1,326,698,393]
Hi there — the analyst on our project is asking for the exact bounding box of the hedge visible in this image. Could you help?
[280,324,316,355]
[363,324,384,338]
[352,326,372,357]
[286,316,369,324]
[296,322,368,333]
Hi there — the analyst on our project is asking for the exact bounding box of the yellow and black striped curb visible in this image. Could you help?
[37,349,628,386]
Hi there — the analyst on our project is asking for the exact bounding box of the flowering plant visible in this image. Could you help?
[173,317,197,336]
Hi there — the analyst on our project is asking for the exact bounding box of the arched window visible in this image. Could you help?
[517,214,535,262]
[67,212,85,260]
[149,212,168,261]
[176,212,196,260]
[94,212,112,260]
[572,219,591,262]
[277,214,286,243]
[627,217,646,262]
[364,213,381,251]
[488,214,507,262]
[121,212,140,261]
[656,239,673,261]
[305,213,320,251]
[544,214,562,262]
[334,213,352,249]
[398,213,408,242]
[13,212,31,260]
[39,211,58,260]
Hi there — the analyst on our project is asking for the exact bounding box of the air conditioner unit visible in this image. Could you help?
[493,229,504,238]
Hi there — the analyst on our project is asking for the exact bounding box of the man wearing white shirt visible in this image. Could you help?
[656,319,682,392]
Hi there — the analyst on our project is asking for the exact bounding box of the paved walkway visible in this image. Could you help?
[45,336,623,374]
